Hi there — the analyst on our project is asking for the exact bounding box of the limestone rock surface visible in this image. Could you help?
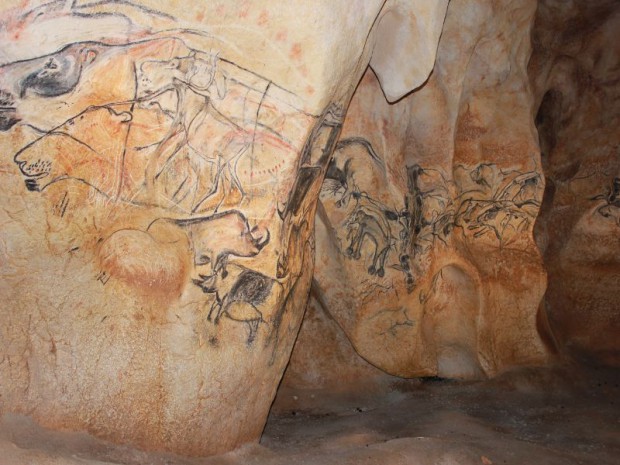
[0,0,448,456]
[530,0,620,365]
[311,0,550,380]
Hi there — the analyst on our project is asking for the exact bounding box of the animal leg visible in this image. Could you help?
[144,126,184,195]
[227,143,249,198]
[213,300,227,325]
[345,227,359,258]
[207,299,221,322]
[192,156,225,213]
[246,318,261,345]
[347,224,367,261]
[374,245,391,278]
[367,233,380,275]
[351,229,364,260]
[213,254,229,278]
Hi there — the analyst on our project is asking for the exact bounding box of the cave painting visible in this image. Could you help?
[194,264,280,345]
[592,176,620,226]
[0,0,451,456]
[321,137,543,293]
[0,1,325,346]
[8,39,307,211]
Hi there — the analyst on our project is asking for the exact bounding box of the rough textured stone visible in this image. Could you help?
[530,0,620,365]
[1,0,618,460]
[276,290,399,397]
[0,0,448,456]
[311,0,550,380]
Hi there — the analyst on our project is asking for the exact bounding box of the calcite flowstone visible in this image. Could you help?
[0,0,448,456]
[310,0,551,380]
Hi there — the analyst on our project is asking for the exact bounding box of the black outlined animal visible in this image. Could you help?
[194,266,275,345]
[495,172,542,208]
[592,177,620,226]
[19,44,98,98]
[12,105,132,193]
[346,208,393,277]
[324,144,427,289]
[344,193,399,278]
[99,208,269,299]
[454,164,542,246]
[324,136,385,208]
[0,42,103,132]
[148,209,270,276]
[137,51,258,211]
[137,52,224,197]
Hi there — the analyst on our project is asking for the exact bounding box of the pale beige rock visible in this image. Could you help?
[277,290,399,397]
[0,0,448,457]
[311,0,550,380]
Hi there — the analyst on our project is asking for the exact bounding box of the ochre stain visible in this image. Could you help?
[289,43,302,60]
[275,30,287,41]
[258,10,269,26]
[195,10,205,22]
[239,3,250,19]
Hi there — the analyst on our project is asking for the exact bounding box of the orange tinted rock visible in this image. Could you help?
[530,0,620,365]
[308,0,549,381]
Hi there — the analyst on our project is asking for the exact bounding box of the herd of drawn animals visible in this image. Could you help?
[321,137,544,292]
[11,41,300,211]
[2,0,616,347]
[0,11,341,346]
[1,30,306,345]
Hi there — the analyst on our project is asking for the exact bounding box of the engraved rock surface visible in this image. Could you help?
[310,0,550,380]
[0,0,448,456]
[1,0,617,460]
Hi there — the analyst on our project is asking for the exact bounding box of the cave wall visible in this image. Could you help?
[286,0,550,385]
[284,0,620,390]
[0,0,618,459]
[530,0,620,365]
[0,0,450,456]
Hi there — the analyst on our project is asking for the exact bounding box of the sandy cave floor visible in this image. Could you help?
[1,364,619,465]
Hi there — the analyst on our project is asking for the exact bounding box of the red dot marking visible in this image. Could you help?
[258,10,269,26]
[290,43,302,60]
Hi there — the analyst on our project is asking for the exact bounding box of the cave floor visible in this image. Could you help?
[1,364,618,465]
